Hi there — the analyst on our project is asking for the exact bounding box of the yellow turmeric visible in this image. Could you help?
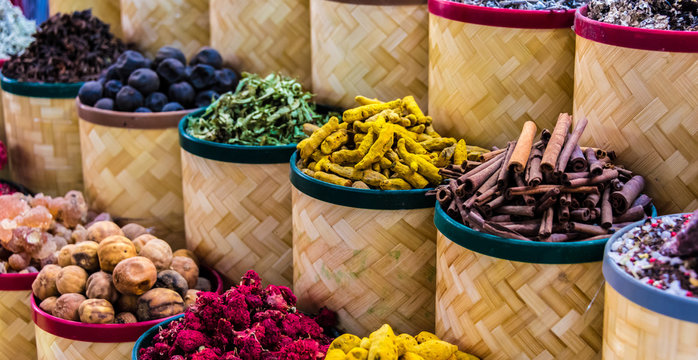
[454,351,480,360]
[368,324,397,360]
[408,124,425,134]
[380,178,411,190]
[415,331,439,344]
[313,171,351,187]
[396,138,442,185]
[320,129,349,154]
[352,181,370,189]
[453,139,468,165]
[396,334,418,355]
[355,95,382,106]
[342,99,401,123]
[324,349,346,360]
[391,161,429,189]
[425,123,440,137]
[403,353,426,360]
[330,334,362,353]
[434,144,457,168]
[302,123,319,136]
[297,117,339,159]
[401,136,427,155]
[362,170,389,187]
[411,340,458,360]
[354,133,365,145]
[420,137,456,152]
[402,95,426,124]
[346,347,369,360]
[331,127,376,164]
[355,122,395,170]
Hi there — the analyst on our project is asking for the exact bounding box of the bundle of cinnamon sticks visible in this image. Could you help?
[431,114,654,242]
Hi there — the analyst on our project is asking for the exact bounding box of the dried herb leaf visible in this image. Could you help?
[588,0,698,30]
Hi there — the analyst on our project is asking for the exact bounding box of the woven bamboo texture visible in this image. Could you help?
[1,92,82,196]
[310,0,428,110]
[35,326,133,360]
[49,0,122,37]
[0,290,35,360]
[0,89,9,180]
[78,120,184,249]
[182,150,293,287]
[573,36,698,214]
[603,283,698,360]
[120,0,209,58]
[292,187,436,335]
[210,0,311,89]
[429,15,574,147]
[436,232,604,360]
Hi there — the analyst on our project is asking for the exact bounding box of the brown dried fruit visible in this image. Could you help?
[71,224,88,243]
[154,270,188,297]
[136,288,184,321]
[172,249,199,266]
[133,234,158,253]
[116,294,138,314]
[139,239,173,271]
[183,289,198,307]
[8,253,30,270]
[97,235,137,272]
[39,296,58,314]
[121,223,148,240]
[72,241,100,272]
[114,312,137,324]
[56,265,88,294]
[57,244,76,266]
[32,264,62,300]
[53,293,86,321]
[170,256,199,289]
[86,271,119,303]
[112,256,157,296]
[87,221,124,243]
[79,299,114,324]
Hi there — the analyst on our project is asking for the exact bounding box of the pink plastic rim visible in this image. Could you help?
[0,59,6,68]
[575,6,698,53]
[428,0,575,29]
[0,272,37,291]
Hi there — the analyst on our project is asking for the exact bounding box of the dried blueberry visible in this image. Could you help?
[134,107,152,113]
[154,46,186,66]
[104,64,121,81]
[188,64,216,90]
[213,69,239,93]
[78,81,103,106]
[156,58,186,85]
[194,90,220,108]
[190,47,223,69]
[162,102,184,112]
[94,98,114,111]
[143,58,153,70]
[115,50,146,79]
[145,92,168,112]
[168,82,195,108]
[103,80,123,99]
[128,68,160,95]
[115,85,144,112]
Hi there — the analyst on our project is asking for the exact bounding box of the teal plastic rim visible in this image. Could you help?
[0,75,83,99]
[289,152,433,210]
[434,203,658,264]
[132,314,183,359]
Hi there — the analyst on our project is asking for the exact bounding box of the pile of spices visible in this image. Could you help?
[0,0,35,59]
[587,0,698,30]
[2,10,125,82]
[609,211,698,298]
[448,0,585,10]
[297,96,488,190]
[187,72,332,146]
[432,114,654,242]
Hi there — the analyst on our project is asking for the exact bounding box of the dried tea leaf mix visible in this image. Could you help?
[0,0,35,59]
[588,0,698,30]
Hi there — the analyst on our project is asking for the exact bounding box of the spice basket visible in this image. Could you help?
[428,0,575,146]
[602,216,698,359]
[0,76,83,196]
[573,7,698,214]
[49,0,121,37]
[120,0,209,58]
[0,273,38,360]
[77,100,191,249]
[31,266,222,360]
[210,0,311,88]
[310,0,429,110]
[290,153,436,335]
[180,109,297,287]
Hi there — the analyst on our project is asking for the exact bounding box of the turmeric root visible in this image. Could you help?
[346,347,369,360]
[324,349,346,360]
[408,124,425,134]
[352,181,370,189]
[330,334,363,353]
[396,334,419,355]
[453,139,468,165]
[411,340,458,360]
[420,137,456,152]
[402,95,426,124]
[401,135,427,155]
[342,99,401,123]
[415,331,439,344]
[355,122,395,170]
[313,171,351,187]
[397,138,442,185]
[355,95,382,106]
[368,324,398,360]
[297,117,339,159]
[321,129,349,154]
[391,161,429,189]
[434,144,457,168]
[331,127,376,164]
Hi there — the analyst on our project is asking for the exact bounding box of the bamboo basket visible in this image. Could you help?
[291,154,436,335]
[428,0,575,146]
[310,0,429,110]
[434,205,605,360]
[0,59,9,180]
[120,0,209,58]
[0,77,83,196]
[0,274,37,360]
[573,8,698,214]
[602,216,698,360]
[49,0,122,37]
[180,110,295,287]
[210,0,311,88]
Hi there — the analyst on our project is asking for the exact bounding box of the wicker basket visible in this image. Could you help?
[0,76,83,196]
[602,216,698,359]
[291,154,436,335]
[210,0,311,88]
[77,100,190,249]
[0,59,9,180]
[428,0,575,147]
[0,273,37,360]
[120,0,209,58]
[49,0,122,37]
[573,8,698,214]
[434,205,605,359]
[310,0,429,110]
[180,110,296,287]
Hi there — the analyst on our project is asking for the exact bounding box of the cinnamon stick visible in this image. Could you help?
[514,175,535,205]
[569,145,587,172]
[556,117,587,177]
[539,208,553,237]
[631,194,653,213]
[456,158,503,197]
[535,193,558,214]
[613,205,646,223]
[508,121,537,173]
[489,215,512,222]
[585,148,603,176]
[569,222,609,236]
[601,187,613,229]
[610,178,623,191]
[436,186,453,206]
[497,205,535,217]
[559,204,570,222]
[562,172,590,182]
[570,208,590,222]
[541,113,571,173]
[481,148,505,162]
[540,128,552,145]
[568,169,619,187]
[583,193,600,209]
[542,233,578,242]
[525,147,544,187]
[456,152,504,185]
[559,193,572,206]
[497,142,516,189]
[447,200,459,221]
[610,175,645,214]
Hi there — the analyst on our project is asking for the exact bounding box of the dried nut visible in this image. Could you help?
[86,271,119,303]
[139,239,173,271]
[170,256,199,288]
[39,296,58,314]
[154,270,189,297]
[87,221,124,243]
[72,241,100,272]
[114,312,137,324]
[136,288,184,321]
[112,256,157,296]
[172,249,199,266]
[56,265,88,294]
[121,223,148,240]
[32,264,62,300]
[183,289,198,307]
[57,244,76,266]
[97,235,137,272]
[53,293,86,321]
[133,234,158,253]
[116,294,138,313]
[79,298,114,324]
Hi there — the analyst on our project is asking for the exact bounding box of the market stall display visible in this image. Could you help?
[48,0,121,37]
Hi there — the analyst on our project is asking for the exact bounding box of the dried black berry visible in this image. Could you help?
[128,68,160,96]
[115,50,146,80]
[195,90,220,108]
[162,102,184,112]
[103,80,123,99]
[190,47,223,69]
[155,46,187,67]
[78,81,103,106]
[157,58,186,85]
[94,98,114,111]
[168,82,195,108]
[145,92,168,112]
[134,107,152,113]
[213,69,239,93]
[189,64,216,90]
[115,85,144,112]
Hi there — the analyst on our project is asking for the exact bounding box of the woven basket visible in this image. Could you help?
[310,0,429,110]
[0,59,9,180]
[0,273,37,360]
[77,100,189,249]
[291,154,436,335]
[602,216,698,359]
[180,110,296,287]
[120,0,209,58]
[49,0,122,37]
[434,205,605,359]
[428,0,575,146]
[0,77,83,196]
[210,0,311,88]
[573,8,698,214]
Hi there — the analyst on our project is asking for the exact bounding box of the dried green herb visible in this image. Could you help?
[187,73,335,146]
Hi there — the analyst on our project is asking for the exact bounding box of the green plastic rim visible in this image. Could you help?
[0,75,83,99]
[434,203,657,264]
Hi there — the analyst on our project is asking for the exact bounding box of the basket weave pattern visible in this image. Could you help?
[182,150,293,287]
[121,0,210,58]
[310,0,429,110]
[210,0,311,88]
[50,0,122,37]
[573,36,698,214]
[429,15,574,147]
[35,326,133,360]
[79,120,184,248]
[292,187,436,335]
[1,92,83,196]
[436,232,603,360]
[0,290,35,360]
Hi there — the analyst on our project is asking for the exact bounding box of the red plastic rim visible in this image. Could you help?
[428,0,575,29]
[0,272,37,290]
[575,6,698,53]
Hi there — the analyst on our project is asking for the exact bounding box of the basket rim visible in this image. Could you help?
[575,6,698,53]
[0,74,83,98]
[131,314,184,360]
[0,272,37,290]
[428,0,575,29]
[77,98,198,129]
[603,214,698,323]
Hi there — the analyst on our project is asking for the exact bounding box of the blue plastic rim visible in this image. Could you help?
[132,314,184,360]
[603,214,698,323]
[434,203,658,264]
[0,75,83,98]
